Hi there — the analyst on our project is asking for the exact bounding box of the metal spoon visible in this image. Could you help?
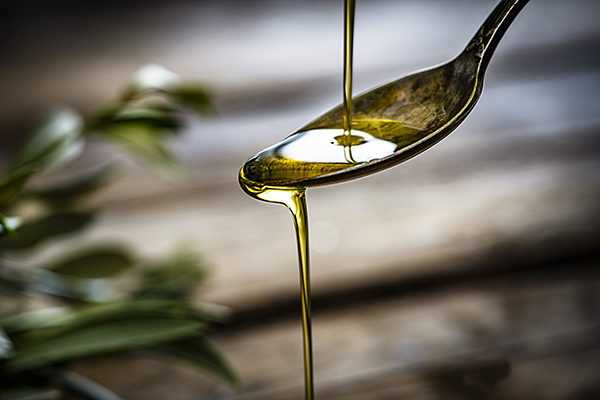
[240,0,530,189]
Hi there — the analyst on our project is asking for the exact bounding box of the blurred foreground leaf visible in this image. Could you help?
[137,248,207,300]
[1,308,69,334]
[168,87,215,117]
[0,326,13,359]
[9,319,203,372]
[98,123,177,169]
[0,212,94,251]
[0,387,61,400]
[45,246,133,279]
[0,65,233,394]
[152,336,237,384]
[108,109,182,132]
[0,164,39,208]
[9,108,84,172]
[3,299,184,337]
[25,166,115,205]
[29,272,116,302]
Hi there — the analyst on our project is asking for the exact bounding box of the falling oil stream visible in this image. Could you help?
[343,0,355,164]
[239,2,355,399]
[241,186,313,399]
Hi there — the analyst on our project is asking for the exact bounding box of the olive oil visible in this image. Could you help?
[343,0,355,136]
[238,1,360,399]
[240,118,429,187]
[237,181,314,399]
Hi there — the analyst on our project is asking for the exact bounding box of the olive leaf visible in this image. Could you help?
[1,308,70,334]
[43,246,133,279]
[0,164,39,208]
[9,319,203,372]
[0,212,94,251]
[0,387,61,400]
[9,108,84,173]
[25,246,134,301]
[25,165,115,204]
[168,86,215,117]
[151,336,237,384]
[0,326,13,359]
[28,271,117,303]
[5,299,198,345]
[107,109,182,132]
[136,247,208,300]
[97,122,178,169]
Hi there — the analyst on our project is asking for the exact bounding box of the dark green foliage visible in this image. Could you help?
[168,86,215,117]
[86,64,215,169]
[99,122,178,168]
[0,327,13,359]
[0,387,61,400]
[152,337,238,384]
[8,108,84,172]
[9,319,204,372]
[0,212,94,251]
[45,247,133,279]
[136,247,208,300]
[25,165,115,205]
[0,164,40,208]
[0,66,236,399]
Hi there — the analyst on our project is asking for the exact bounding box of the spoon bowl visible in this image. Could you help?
[240,0,530,190]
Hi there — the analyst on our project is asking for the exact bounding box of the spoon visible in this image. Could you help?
[240,0,530,190]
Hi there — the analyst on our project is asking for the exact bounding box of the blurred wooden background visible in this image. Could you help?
[1,0,599,398]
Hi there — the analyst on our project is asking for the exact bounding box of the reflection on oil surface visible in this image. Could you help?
[241,118,432,186]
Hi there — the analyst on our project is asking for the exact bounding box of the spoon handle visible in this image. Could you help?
[464,0,530,71]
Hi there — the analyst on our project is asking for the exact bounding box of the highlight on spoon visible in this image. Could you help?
[240,119,420,187]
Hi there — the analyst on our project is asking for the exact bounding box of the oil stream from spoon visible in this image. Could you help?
[239,3,356,399]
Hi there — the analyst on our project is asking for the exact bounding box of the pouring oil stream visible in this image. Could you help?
[239,3,356,399]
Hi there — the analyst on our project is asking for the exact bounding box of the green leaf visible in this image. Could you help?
[2,299,188,337]
[169,86,215,117]
[9,319,203,371]
[137,247,207,300]
[3,300,211,349]
[109,109,182,132]
[0,212,94,251]
[25,165,115,203]
[29,271,116,302]
[152,337,237,384]
[45,246,133,279]
[0,164,39,208]
[9,108,84,172]
[98,122,178,169]
[0,387,61,400]
[0,326,14,359]
[1,308,70,334]
[144,102,179,114]
[91,107,182,134]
